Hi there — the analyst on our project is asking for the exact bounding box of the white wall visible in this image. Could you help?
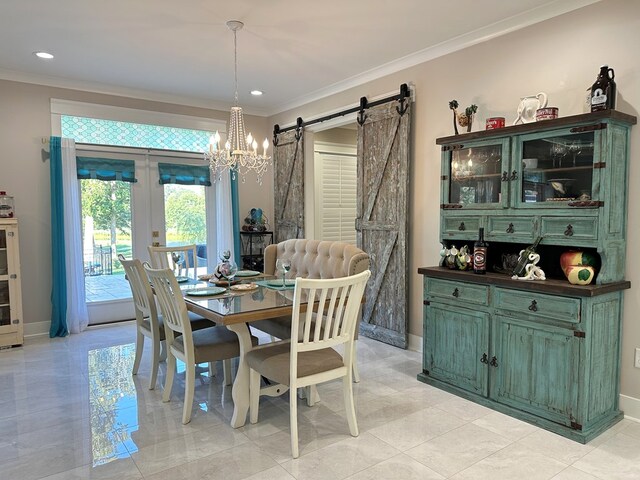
[0,80,271,334]
[268,0,640,402]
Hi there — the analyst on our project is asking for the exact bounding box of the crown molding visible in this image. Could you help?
[268,0,601,116]
[0,67,270,117]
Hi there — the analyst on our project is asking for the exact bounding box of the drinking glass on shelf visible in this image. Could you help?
[275,258,291,287]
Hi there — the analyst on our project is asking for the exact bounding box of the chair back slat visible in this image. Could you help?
[119,255,156,321]
[144,266,191,338]
[292,271,370,353]
[148,244,199,280]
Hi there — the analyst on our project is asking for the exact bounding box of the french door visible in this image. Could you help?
[78,146,216,324]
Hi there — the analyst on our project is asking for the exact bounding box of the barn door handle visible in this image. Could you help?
[458,222,466,231]
[489,356,499,367]
[480,353,489,364]
[506,223,514,233]
[528,300,538,312]
[452,288,459,298]
[564,224,574,236]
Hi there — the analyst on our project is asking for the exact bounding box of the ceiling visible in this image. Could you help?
[0,0,600,116]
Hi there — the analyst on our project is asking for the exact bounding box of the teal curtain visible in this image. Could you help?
[231,173,241,265]
[50,137,69,338]
[158,163,211,186]
[76,157,137,182]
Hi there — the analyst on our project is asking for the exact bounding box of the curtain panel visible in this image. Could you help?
[50,137,89,337]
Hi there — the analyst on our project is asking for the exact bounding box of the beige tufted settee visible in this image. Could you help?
[250,239,370,341]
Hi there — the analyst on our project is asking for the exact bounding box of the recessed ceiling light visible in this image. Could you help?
[250,90,263,96]
[34,51,54,59]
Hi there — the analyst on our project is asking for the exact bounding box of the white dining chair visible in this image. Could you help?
[144,265,257,424]
[119,255,213,390]
[246,270,370,458]
[147,244,199,280]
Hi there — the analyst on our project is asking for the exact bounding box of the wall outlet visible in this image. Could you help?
[635,348,640,369]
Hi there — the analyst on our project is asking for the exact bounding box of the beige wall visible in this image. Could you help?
[0,80,271,332]
[314,127,357,146]
[269,0,640,400]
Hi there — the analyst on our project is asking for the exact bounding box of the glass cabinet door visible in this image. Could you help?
[0,229,10,330]
[447,141,508,208]
[517,131,595,206]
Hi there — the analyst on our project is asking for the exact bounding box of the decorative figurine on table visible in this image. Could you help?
[242,207,270,232]
[455,245,473,271]
[449,100,478,134]
[511,252,546,281]
[560,250,598,285]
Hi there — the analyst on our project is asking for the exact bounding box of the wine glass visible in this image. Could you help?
[171,251,185,276]
[220,258,238,288]
[275,258,291,287]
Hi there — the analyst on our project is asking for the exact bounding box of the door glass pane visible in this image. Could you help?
[521,132,594,203]
[449,145,503,205]
[164,184,207,274]
[81,179,133,302]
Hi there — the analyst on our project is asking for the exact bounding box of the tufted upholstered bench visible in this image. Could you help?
[250,239,370,380]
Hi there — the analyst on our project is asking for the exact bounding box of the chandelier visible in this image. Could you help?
[205,20,271,184]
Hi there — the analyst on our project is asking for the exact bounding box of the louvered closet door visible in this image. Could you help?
[318,150,357,244]
[356,101,411,348]
[273,129,304,243]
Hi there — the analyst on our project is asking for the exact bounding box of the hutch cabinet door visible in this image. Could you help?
[0,225,18,337]
[512,128,600,210]
[441,138,510,210]
[490,315,580,427]
[424,303,489,396]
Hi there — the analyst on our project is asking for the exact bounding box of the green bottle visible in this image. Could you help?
[511,236,543,277]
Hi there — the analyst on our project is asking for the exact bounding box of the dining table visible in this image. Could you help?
[180,276,297,428]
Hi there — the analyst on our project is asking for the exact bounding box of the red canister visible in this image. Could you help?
[486,117,505,130]
[536,107,559,121]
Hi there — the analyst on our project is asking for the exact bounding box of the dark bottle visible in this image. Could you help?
[511,236,543,277]
[590,65,616,112]
[473,228,488,274]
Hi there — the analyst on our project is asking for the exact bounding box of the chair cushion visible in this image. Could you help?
[172,326,257,364]
[250,313,322,341]
[245,342,344,386]
[141,311,214,341]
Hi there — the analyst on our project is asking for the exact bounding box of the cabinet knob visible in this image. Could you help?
[452,288,460,298]
[480,353,489,364]
[564,224,574,236]
[510,170,518,181]
[458,222,466,231]
[501,171,508,182]
[489,356,499,367]
[506,223,514,234]
[528,299,538,312]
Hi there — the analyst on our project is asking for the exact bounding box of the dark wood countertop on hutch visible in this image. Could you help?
[436,109,637,145]
[418,266,630,297]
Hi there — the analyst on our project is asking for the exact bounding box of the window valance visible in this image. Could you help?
[76,157,137,183]
[158,163,211,186]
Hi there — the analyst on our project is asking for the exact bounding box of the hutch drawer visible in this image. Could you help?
[486,216,536,241]
[442,215,481,238]
[426,277,489,306]
[540,216,598,243]
[494,287,581,324]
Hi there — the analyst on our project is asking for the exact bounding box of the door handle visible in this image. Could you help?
[480,353,489,364]
[489,356,499,367]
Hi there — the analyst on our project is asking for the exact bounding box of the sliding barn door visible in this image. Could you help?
[273,129,304,243]
[356,101,411,348]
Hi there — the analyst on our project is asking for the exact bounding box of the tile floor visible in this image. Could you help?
[1,323,639,479]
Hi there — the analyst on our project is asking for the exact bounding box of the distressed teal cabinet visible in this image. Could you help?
[419,110,635,443]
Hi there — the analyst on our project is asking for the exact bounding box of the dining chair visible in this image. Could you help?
[147,244,199,280]
[246,270,371,458]
[144,265,258,424]
[119,255,214,390]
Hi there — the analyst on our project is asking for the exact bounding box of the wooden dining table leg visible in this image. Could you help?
[227,323,253,428]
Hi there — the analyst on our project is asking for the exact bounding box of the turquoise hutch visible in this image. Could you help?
[418,109,636,442]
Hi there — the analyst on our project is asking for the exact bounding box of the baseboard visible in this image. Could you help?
[24,321,50,338]
[620,394,640,422]
[408,333,422,353]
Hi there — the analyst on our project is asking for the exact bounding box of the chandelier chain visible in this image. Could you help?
[233,27,238,107]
